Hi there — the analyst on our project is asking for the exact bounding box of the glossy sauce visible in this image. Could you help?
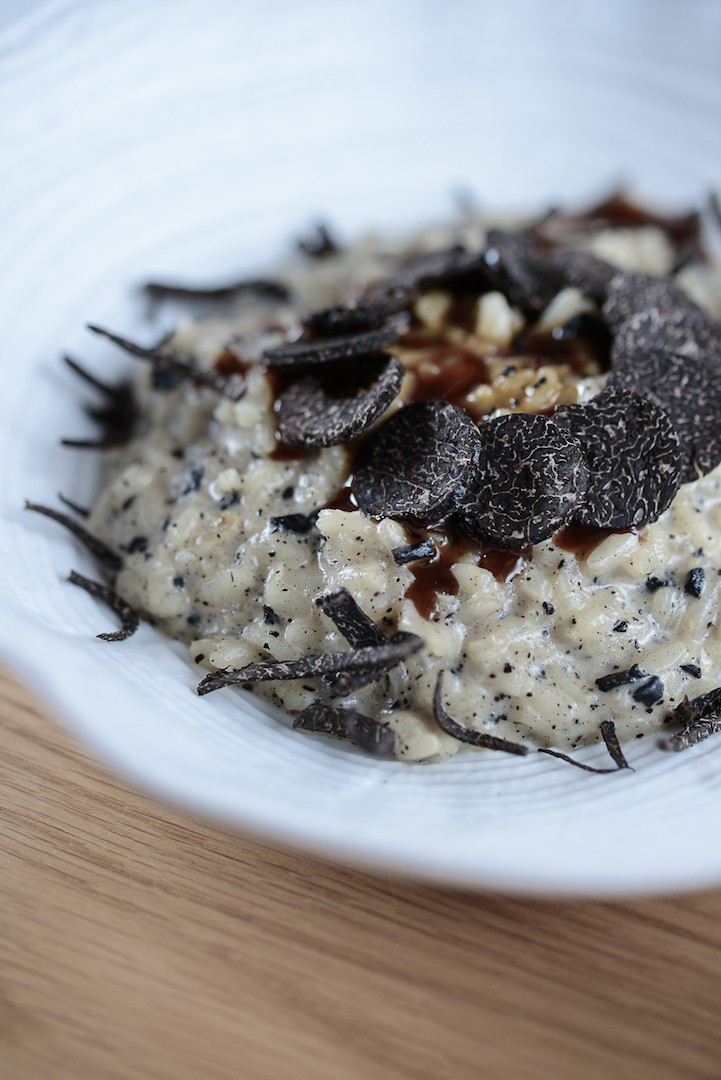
[479,547,528,581]
[214,349,249,378]
[323,484,358,512]
[269,433,308,462]
[404,342,491,408]
[554,523,630,558]
[406,534,528,620]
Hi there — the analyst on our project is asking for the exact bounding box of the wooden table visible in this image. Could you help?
[2,668,721,1080]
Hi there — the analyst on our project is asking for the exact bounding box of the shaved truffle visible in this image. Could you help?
[68,570,139,642]
[456,414,589,550]
[549,249,617,301]
[293,702,396,756]
[143,277,290,304]
[315,589,385,648]
[433,672,529,755]
[611,306,721,370]
[353,400,484,523]
[483,229,559,313]
[304,246,489,336]
[602,271,707,332]
[607,350,721,481]
[554,385,684,528]
[87,324,244,400]
[659,688,721,752]
[197,632,424,695]
[277,354,403,448]
[263,325,400,369]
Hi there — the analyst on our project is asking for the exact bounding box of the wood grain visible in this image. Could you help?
[1,666,721,1080]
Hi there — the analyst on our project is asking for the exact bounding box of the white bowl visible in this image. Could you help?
[2,0,721,896]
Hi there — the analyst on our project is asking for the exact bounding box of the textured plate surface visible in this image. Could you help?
[2,0,721,896]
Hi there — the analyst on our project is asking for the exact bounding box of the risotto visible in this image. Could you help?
[48,196,721,761]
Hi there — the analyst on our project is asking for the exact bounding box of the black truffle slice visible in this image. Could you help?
[483,229,559,313]
[68,570,139,641]
[263,325,400,369]
[456,414,589,550]
[353,400,484,523]
[658,687,721,752]
[433,672,529,755]
[277,354,404,448]
[610,306,721,369]
[196,631,424,695]
[607,350,721,481]
[554,385,684,528]
[315,589,385,648]
[293,703,396,756]
[548,249,617,301]
[602,272,707,333]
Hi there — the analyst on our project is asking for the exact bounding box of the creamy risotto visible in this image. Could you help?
[52,197,721,761]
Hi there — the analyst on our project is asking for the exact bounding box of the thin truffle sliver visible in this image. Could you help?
[263,325,400,369]
[87,324,244,400]
[483,228,559,313]
[353,400,484,523]
[456,413,589,550]
[658,688,721,752]
[68,570,139,641]
[197,631,424,695]
[433,672,529,755]
[315,589,385,648]
[143,277,291,304]
[293,703,396,756]
[277,354,403,448]
[549,249,617,301]
[303,246,489,336]
[554,385,684,528]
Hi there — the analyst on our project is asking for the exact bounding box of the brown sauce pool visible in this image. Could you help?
[554,523,632,558]
[406,533,528,620]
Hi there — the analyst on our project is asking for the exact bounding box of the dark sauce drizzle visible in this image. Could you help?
[554,524,636,559]
[404,529,528,620]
